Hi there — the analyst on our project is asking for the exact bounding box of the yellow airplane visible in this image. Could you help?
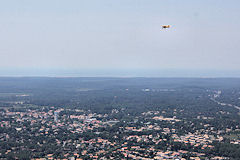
[162,25,170,29]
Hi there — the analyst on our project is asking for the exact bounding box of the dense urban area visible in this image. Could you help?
[0,78,240,159]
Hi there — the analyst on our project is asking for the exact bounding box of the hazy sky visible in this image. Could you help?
[0,0,240,76]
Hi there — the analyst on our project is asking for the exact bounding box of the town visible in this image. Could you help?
[0,103,239,159]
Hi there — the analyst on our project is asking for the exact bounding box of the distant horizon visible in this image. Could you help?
[0,68,240,78]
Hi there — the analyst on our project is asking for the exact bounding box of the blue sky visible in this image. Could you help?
[0,0,240,76]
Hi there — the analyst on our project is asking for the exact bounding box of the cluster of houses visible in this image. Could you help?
[0,107,235,160]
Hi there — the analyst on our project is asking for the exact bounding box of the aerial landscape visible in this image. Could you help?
[0,78,240,159]
[1,0,240,160]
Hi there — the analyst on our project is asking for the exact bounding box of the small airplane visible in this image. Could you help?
[162,25,171,29]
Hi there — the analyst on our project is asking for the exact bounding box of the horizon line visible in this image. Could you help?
[0,75,240,79]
